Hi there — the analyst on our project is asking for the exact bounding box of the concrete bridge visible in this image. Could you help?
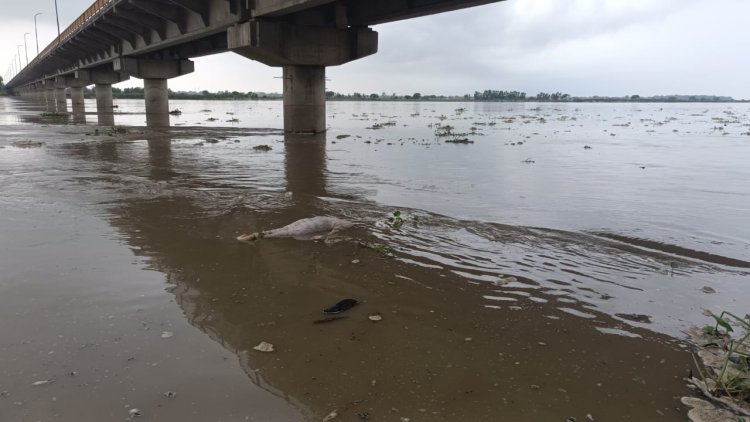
[6,0,504,131]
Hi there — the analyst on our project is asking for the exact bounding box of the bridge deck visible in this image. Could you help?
[7,0,503,90]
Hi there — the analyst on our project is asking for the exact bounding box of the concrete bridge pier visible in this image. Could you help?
[55,88,68,113]
[53,78,69,113]
[42,80,57,112]
[143,79,170,127]
[114,58,194,127]
[75,69,129,125]
[96,84,114,115]
[45,89,56,112]
[283,66,326,134]
[64,73,90,121]
[228,21,378,134]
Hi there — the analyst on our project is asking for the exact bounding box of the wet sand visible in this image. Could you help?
[2,97,748,420]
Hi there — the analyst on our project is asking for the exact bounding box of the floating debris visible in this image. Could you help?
[369,314,383,322]
[12,141,45,149]
[31,379,54,386]
[701,286,717,294]
[324,299,359,314]
[253,145,273,152]
[160,331,174,339]
[128,408,142,418]
[168,109,182,115]
[163,391,176,398]
[253,341,275,352]
[494,276,518,286]
[322,409,339,421]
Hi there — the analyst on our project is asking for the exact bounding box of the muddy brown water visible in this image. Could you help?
[1,97,748,421]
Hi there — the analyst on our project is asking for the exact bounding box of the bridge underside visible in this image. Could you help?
[8,0,505,132]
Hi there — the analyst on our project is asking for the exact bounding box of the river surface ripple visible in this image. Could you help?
[1,97,749,420]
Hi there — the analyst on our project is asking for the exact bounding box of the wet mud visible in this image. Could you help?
[2,97,749,420]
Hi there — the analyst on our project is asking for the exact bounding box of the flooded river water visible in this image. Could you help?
[1,97,748,421]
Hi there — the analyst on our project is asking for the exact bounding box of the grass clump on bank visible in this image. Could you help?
[684,311,750,420]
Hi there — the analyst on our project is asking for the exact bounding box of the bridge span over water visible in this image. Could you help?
[6,0,504,131]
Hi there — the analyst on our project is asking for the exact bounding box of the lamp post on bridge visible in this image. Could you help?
[34,13,43,55]
[17,45,23,72]
[24,33,30,66]
[54,0,61,43]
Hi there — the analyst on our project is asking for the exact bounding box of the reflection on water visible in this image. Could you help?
[2,96,749,420]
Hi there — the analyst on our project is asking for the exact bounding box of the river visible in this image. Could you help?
[1,97,748,421]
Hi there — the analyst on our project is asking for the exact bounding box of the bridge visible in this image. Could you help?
[5,0,504,131]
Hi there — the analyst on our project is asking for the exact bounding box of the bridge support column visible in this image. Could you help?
[70,87,87,123]
[114,57,194,127]
[143,79,170,127]
[228,21,378,134]
[53,77,69,113]
[95,85,115,126]
[71,87,85,112]
[95,84,114,114]
[42,81,56,112]
[72,69,129,125]
[283,66,326,133]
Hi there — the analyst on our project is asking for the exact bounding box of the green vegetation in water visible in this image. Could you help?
[105,127,128,136]
[253,145,272,152]
[686,311,750,418]
[435,124,472,143]
[358,241,396,258]
[12,141,45,149]
[40,112,68,120]
[386,210,421,229]
[367,121,397,130]
[387,210,404,229]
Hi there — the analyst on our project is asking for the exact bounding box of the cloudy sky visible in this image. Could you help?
[2,0,749,99]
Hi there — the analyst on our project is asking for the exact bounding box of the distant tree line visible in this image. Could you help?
[82,87,279,100]
[325,91,473,101]
[0,76,5,95]
[474,90,527,101]
[71,86,738,103]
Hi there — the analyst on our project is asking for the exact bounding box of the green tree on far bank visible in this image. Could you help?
[0,76,5,95]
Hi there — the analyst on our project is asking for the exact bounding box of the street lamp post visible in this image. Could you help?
[34,13,43,55]
[17,45,23,72]
[24,33,30,65]
[54,0,61,43]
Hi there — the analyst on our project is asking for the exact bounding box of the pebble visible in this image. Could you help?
[253,341,275,353]
[322,409,338,421]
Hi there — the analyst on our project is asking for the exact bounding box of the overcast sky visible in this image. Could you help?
[2,0,749,99]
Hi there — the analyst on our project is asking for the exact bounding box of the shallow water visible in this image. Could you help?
[1,96,748,420]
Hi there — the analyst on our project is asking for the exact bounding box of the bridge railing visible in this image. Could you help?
[17,0,116,82]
